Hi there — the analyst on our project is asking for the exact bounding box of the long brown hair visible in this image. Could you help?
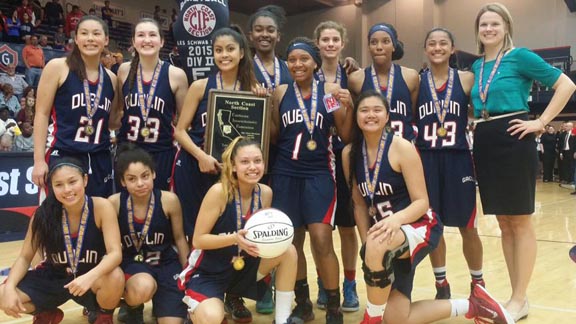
[211,25,258,91]
[66,16,109,81]
[127,18,165,91]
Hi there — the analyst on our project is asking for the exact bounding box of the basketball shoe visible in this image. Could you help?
[435,279,451,299]
[342,278,359,312]
[359,310,382,324]
[33,308,64,324]
[224,294,252,323]
[466,284,514,324]
[290,299,314,322]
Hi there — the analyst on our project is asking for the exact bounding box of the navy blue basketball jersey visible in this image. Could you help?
[44,197,106,275]
[118,62,176,153]
[273,81,336,177]
[415,69,470,150]
[360,65,415,141]
[314,64,348,90]
[188,73,218,148]
[190,186,262,274]
[315,64,348,151]
[253,57,292,89]
[47,69,114,153]
[118,189,178,265]
[355,136,410,225]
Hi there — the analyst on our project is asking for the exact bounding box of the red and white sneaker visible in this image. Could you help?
[466,284,514,324]
[359,310,382,324]
[33,308,64,324]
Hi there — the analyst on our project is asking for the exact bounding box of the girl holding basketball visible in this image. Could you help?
[0,157,124,324]
[172,26,265,320]
[313,20,359,313]
[177,136,298,324]
[348,23,419,141]
[342,90,513,324]
[32,16,119,197]
[116,18,188,190]
[109,143,189,324]
[270,37,353,323]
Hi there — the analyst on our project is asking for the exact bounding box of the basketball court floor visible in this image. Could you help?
[1,181,575,323]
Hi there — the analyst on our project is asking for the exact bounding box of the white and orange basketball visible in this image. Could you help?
[244,208,294,258]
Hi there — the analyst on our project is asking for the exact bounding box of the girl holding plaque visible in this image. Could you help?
[173,27,264,321]
[471,3,575,320]
[348,23,419,141]
[117,18,189,191]
[270,37,353,324]
[109,143,189,324]
[173,26,261,237]
[312,20,359,313]
[342,90,513,324]
[0,158,124,324]
[32,16,119,197]
[414,28,484,300]
[177,137,298,324]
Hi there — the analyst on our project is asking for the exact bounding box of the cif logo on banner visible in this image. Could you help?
[183,4,216,37]
[0,44,19,73]
[175,0,229,83]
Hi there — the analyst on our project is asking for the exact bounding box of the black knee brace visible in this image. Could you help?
[360,238,410,289]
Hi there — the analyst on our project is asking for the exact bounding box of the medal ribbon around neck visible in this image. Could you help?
[478,48,505,110]
[216,72,240,91]
[254,54,280,89]
[362,130,388,222]
[127,192,155,253]
[317,64,342,84]
[234,186,261,261]
[61,195,89,276]
[82,64,105,128]
[136,61,163,130]
[426,68,454,127]
[371,64,394,109]
[294,80,319,141]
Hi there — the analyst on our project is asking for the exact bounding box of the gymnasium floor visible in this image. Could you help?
[1,181,575,323]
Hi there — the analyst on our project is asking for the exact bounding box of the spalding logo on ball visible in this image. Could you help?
[244,208,294,259]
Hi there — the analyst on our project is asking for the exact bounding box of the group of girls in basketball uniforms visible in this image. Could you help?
[2,2,574,324]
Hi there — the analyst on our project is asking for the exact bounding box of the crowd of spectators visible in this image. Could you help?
[537,121,576,194]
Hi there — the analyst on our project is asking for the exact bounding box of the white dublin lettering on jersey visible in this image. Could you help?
[50,250,100,264]
[418,101,462,120]
[389,100,407,116]
[122,233,165,247]
[358,181,394,197]
[124,93,166,114]
[71,93,112,112]
[281,110,324,129]
[201,112,207,127]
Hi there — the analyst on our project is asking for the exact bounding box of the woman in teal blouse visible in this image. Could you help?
[471,3,575,321]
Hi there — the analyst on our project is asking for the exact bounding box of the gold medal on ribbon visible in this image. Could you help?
[232,256,245,271]
[134,253,144,263]
[307,139,317,151]
[85,124,95,136]
[437,127,447,137]
[140,127,150,137]
[368,206,377,217]
[481,109,490,120]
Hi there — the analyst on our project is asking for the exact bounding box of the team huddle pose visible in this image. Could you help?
[1,2,575,324]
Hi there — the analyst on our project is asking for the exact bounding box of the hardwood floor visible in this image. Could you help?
[1,181,575,323]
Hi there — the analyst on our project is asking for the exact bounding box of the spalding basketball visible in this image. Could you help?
[244,208,294,258]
